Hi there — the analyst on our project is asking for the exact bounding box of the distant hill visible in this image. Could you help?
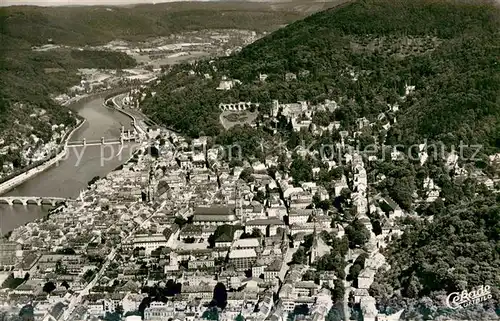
[143,0,500,152]
[0,0,347,8]
[0,1,344,47]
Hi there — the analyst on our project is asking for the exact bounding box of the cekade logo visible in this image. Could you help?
[446,285,493,309]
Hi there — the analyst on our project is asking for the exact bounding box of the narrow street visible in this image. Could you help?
[343,261,353,321]
[280,246,298,281]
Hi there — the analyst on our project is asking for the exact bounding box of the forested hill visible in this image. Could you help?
[144,0,500,152]
[371,190,500,320]
[0,1,335,46]
[223,0,500,151]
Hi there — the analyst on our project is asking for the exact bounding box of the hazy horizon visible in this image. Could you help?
[1,0,214,7]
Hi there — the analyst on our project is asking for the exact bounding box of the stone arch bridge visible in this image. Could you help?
[0,196,71,206]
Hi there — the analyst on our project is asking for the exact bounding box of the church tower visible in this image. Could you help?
[309,210,329,265]
[309,212,319,265]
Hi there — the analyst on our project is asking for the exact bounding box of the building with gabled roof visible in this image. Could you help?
[232,238,260,250]
[192,205,238,226]
[245,218,285,237]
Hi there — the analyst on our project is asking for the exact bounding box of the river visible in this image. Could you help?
[0,96,139,233]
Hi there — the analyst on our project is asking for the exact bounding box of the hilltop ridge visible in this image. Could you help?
[0,1,345,46]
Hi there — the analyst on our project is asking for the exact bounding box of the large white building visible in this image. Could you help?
[131,232,176,256]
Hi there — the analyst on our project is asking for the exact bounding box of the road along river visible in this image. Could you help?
[0,94,139,233]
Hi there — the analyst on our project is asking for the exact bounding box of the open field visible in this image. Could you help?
[220,110,258,130]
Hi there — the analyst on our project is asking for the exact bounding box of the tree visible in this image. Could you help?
[165,279,182,296]
[389,176,415,211]
[291,247,307,264]
[18,305,34,321]
[138,297,152,318]
[357,131,376,150]
[267,166,277,179]
[345,220,370,249]
[87,176,100,187]
[290,157,313,183]
[42,281,56,294]
[115,304,124,315]
[302,270,318,283]
[403,273,422,299]
[314,196,331,211]
[174,216,187,228]
[347,264,362,283]
[312,110,331,127]
[331,167,344,180]
[202,307,219,321]
[103,312,121,321]
[371,219,382,235]
[211,282,228,310]
[370,190,500,317]
[208,224,240,248]
[61,281,70,289]
[239,167,254,182]
[326,304,344,321]
[332,279,345,302]
[253,190,266,203]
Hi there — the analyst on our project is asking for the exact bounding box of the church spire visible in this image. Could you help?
[310,210,319,265]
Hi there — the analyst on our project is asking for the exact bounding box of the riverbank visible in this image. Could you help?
[0,87,135,197]
[0,118,87,196]
[106,95,146,136]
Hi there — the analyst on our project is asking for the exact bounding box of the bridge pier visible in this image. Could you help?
[83,138,86,146]
[9,199,28,206]
[101,137,105,145]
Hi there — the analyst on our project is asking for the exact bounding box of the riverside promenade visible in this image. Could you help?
[106,95,145,136]
[0,118,86,196]
[0,86,138,196]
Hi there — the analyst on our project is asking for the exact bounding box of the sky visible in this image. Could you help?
[1,0,205,6]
